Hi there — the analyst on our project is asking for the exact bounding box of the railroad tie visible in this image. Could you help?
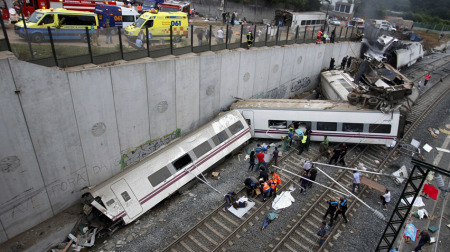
[295,229,316,246]
[211,217,232,233]
[204,223,225,239]
[196,229,219,246]
[180,241,195,252]
[188,234,209,252]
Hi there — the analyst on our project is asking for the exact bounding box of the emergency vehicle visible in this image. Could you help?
[95,4,139,29]
[347,18,365,28]
[124,10,187,42]
[14,8,98,43]
[12,0,124,18]
[1,0,9,23]
[159,0,190,14]
[142,0,164,12]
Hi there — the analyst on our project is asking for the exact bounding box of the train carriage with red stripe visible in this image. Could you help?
[84,110,251,225]
[230,99,404,146]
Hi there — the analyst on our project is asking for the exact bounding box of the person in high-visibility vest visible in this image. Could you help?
[316,29,323,44]
[269,177,277,197]
[137,5,142,14]
[298,134,308,155]
[247,28,253,49]
[260,178,271,202]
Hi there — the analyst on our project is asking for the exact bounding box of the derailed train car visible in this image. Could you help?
[231,99,403,145]
[83,110,251,226]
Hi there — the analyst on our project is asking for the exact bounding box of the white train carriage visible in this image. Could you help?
[230,99,402,145]
[86,110,251,224]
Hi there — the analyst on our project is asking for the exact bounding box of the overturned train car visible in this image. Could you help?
[83,110,251,226]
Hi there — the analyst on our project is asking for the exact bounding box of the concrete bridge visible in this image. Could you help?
[0,40,361,243]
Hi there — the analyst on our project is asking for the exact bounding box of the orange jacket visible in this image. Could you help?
[425,74,431,80]
[269,178,278,189]
[272,173,281,185]
[261,182,270,191]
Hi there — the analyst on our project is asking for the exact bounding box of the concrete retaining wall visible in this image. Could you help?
[0,41,360,243]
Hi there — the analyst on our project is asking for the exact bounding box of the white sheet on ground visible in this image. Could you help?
[272,190,295,210]
[228,197,255,218]
[401,196,425,207]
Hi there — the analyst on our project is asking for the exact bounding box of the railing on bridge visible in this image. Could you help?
[0,20,363,68]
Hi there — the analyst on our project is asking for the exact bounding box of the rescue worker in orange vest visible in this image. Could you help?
[269,177,278,198]
[424,73,431,86]
[137,5,142,14]
[271,171,281,196]
[260,178,271,202]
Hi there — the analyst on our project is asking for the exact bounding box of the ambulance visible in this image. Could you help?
[124,10,187,42]
[14,8,98,43]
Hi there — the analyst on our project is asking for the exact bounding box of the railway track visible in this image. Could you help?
[160,55,450,252]
[268,57,450,252]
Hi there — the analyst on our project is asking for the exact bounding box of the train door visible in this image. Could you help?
[110,179,143,219]
[242,110,254,136]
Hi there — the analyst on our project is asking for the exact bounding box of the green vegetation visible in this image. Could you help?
[354,0,450,26]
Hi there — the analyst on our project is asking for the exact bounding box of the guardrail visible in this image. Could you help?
[0,20,363,68]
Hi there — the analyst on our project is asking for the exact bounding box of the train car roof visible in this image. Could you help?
[230,99,394,112]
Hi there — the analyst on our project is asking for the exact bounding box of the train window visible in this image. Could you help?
[317,122,337,131]
[293,121,312,130]
[148,166,172,187]
[369,124,391,133]
[193,140,212,158]
[211,130,229,145]
[269,120,287,129]
[343,123,364,132]
[245,119,251,126]
[106,199,115,207]
[301,20,306,25]
[121,191,131,202]
[173,154,192,171]
[228,121,244,135]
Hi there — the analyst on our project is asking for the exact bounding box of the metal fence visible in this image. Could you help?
[0,20,363,68]
[413,22,450,32]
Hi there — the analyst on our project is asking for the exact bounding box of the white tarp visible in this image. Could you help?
[401,196,425,207]
[272,190,295,210]
[228,197,255,218]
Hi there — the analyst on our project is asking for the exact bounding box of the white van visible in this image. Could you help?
[372,19,396,32]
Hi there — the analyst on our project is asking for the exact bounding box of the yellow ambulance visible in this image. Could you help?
[14,8,98,43]
[124,10,188,42]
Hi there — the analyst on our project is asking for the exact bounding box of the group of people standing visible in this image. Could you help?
[316,28,337,44]
[222,11,239,25]
[329,55,352,70]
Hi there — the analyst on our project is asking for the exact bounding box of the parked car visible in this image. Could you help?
[379,24,396,32]
[329,19,340,25]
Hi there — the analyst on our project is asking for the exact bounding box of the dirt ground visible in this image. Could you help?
[414,30,449,51]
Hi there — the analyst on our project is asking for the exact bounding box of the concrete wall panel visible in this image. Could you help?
[147,60,177,139]
[219,51,240,110]
[199,53,221,123]
[46,167,89,213]
[252,49,271,97]
[279,46,297,85]
[0,59,52,241]
[237,50,256,99]
[0,190,53,240]
[111,64,150,154]
[9,59,85,187]
[68,69,122,185]
[267,47,284,93]
[175,57,200,133]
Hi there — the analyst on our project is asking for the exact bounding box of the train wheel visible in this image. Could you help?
[368,97,379,108]
[347,93,360,105]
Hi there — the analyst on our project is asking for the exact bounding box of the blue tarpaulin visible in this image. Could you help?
[410,33,421,42]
